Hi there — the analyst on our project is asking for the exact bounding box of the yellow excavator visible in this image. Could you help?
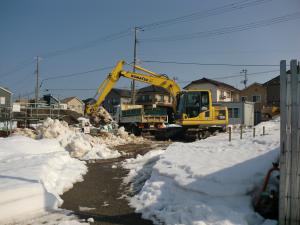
[86,60,228,140]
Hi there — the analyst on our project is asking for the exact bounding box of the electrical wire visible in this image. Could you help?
[41,65,114,83]
[142,60,279,67]
[140,0,273,31]
[142,12,300,42]
[41,29,132,59]
[175,69,279,83]
[0,59,35,79]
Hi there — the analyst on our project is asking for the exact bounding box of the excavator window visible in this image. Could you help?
[176,91,210,118]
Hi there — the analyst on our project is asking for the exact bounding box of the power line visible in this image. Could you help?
[142,60,279,67]
[41,29,132,59]
[142,11,300,42]
[44,88,96,91]
[140,0,273,31]
[0,59,35,78]
[176,69,279,83]
[41,66,114,82]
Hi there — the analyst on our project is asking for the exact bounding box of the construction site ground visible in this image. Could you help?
[61,141,170,225]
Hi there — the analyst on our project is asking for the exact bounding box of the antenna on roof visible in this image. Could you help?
[240,69,248,88]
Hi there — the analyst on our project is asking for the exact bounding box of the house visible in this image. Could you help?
[240,83,267,110]
[0,87,12,108]
[184,78,240,102]
[217,101,254,126]
[136,85,173,108]
[0,87,12,120]
[240,83,267,124]
[102,88,132,114]
[40,94,60,108]
[264,75,280,107]
[61,96,84,115]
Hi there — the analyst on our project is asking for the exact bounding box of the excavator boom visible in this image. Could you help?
[86,60,181,113]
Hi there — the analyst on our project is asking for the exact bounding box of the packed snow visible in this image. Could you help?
[14,210,89,225]
[0,136,87,224]
[124,118,280,225]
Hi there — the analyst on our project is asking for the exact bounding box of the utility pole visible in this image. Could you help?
[131,27,143,104]
[241,69,248,88]
[35,56,40,105]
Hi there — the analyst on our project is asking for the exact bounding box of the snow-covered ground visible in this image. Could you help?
[123,118,280,225]
[0,136,87,224]
[0,117,147,224]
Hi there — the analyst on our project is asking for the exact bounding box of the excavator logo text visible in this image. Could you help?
[131,74,149,82]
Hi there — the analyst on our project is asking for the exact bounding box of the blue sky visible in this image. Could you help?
[0,0,299,100]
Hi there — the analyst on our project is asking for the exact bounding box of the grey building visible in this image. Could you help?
[136,85,173,108]
[102,88,131,113]
[263,75,280,107]
[217,101,254,126]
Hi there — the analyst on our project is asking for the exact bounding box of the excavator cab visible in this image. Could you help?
[175,90,212,124]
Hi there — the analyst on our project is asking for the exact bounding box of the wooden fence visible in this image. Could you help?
[279,59,300,225]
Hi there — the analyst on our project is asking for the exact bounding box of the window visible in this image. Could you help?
[228,107,239,118]
[252,95,261,103]
[0,97,5,105]
[219,90,226,100]
[159,95,164,102]
[233,108,239,118]
[226,91,231,98]
[241,96,247,102]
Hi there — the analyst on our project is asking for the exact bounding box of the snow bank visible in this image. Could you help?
[125,119,280,225]
[0,136,87,224]
[123,150,165,194]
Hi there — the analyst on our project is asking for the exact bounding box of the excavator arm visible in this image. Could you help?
[86,60,181,114]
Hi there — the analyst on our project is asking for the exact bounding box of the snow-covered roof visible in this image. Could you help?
[0,86,12,94]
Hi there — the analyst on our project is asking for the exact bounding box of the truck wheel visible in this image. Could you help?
[199,130,210,139]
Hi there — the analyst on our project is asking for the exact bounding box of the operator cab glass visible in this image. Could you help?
[176,91,209,119]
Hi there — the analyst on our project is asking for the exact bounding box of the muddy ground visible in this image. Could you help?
[61,141,170,225]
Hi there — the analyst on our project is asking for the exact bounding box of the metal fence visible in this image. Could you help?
[279,59,300,225]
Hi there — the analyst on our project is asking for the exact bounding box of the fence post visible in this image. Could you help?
[263,126,265,136]
[253,127,255,138]
[240,125,243,139]
[229,127,231,142]
[279,59,300,225]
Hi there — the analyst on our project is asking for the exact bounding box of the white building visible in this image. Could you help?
[184,78,240,103]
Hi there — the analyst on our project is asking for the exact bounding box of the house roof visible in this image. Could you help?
[137,85,168,94]
[241,82,264,91]
[184,77,240,92]
[0,86,12,94]
[61,96,84,104]
[41,94,60,103]
[111,88,131,97]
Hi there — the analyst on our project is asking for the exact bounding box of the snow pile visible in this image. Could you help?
[14,128,37,138]
[0,136,87,224]
[102,127,144,146]
[124,119,280,225]
[13,118,144,160]
[14,118,121,160]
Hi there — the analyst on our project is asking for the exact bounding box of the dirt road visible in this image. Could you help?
[61,142,169,225]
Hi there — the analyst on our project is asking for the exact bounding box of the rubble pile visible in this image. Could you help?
[89,106,113,127]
